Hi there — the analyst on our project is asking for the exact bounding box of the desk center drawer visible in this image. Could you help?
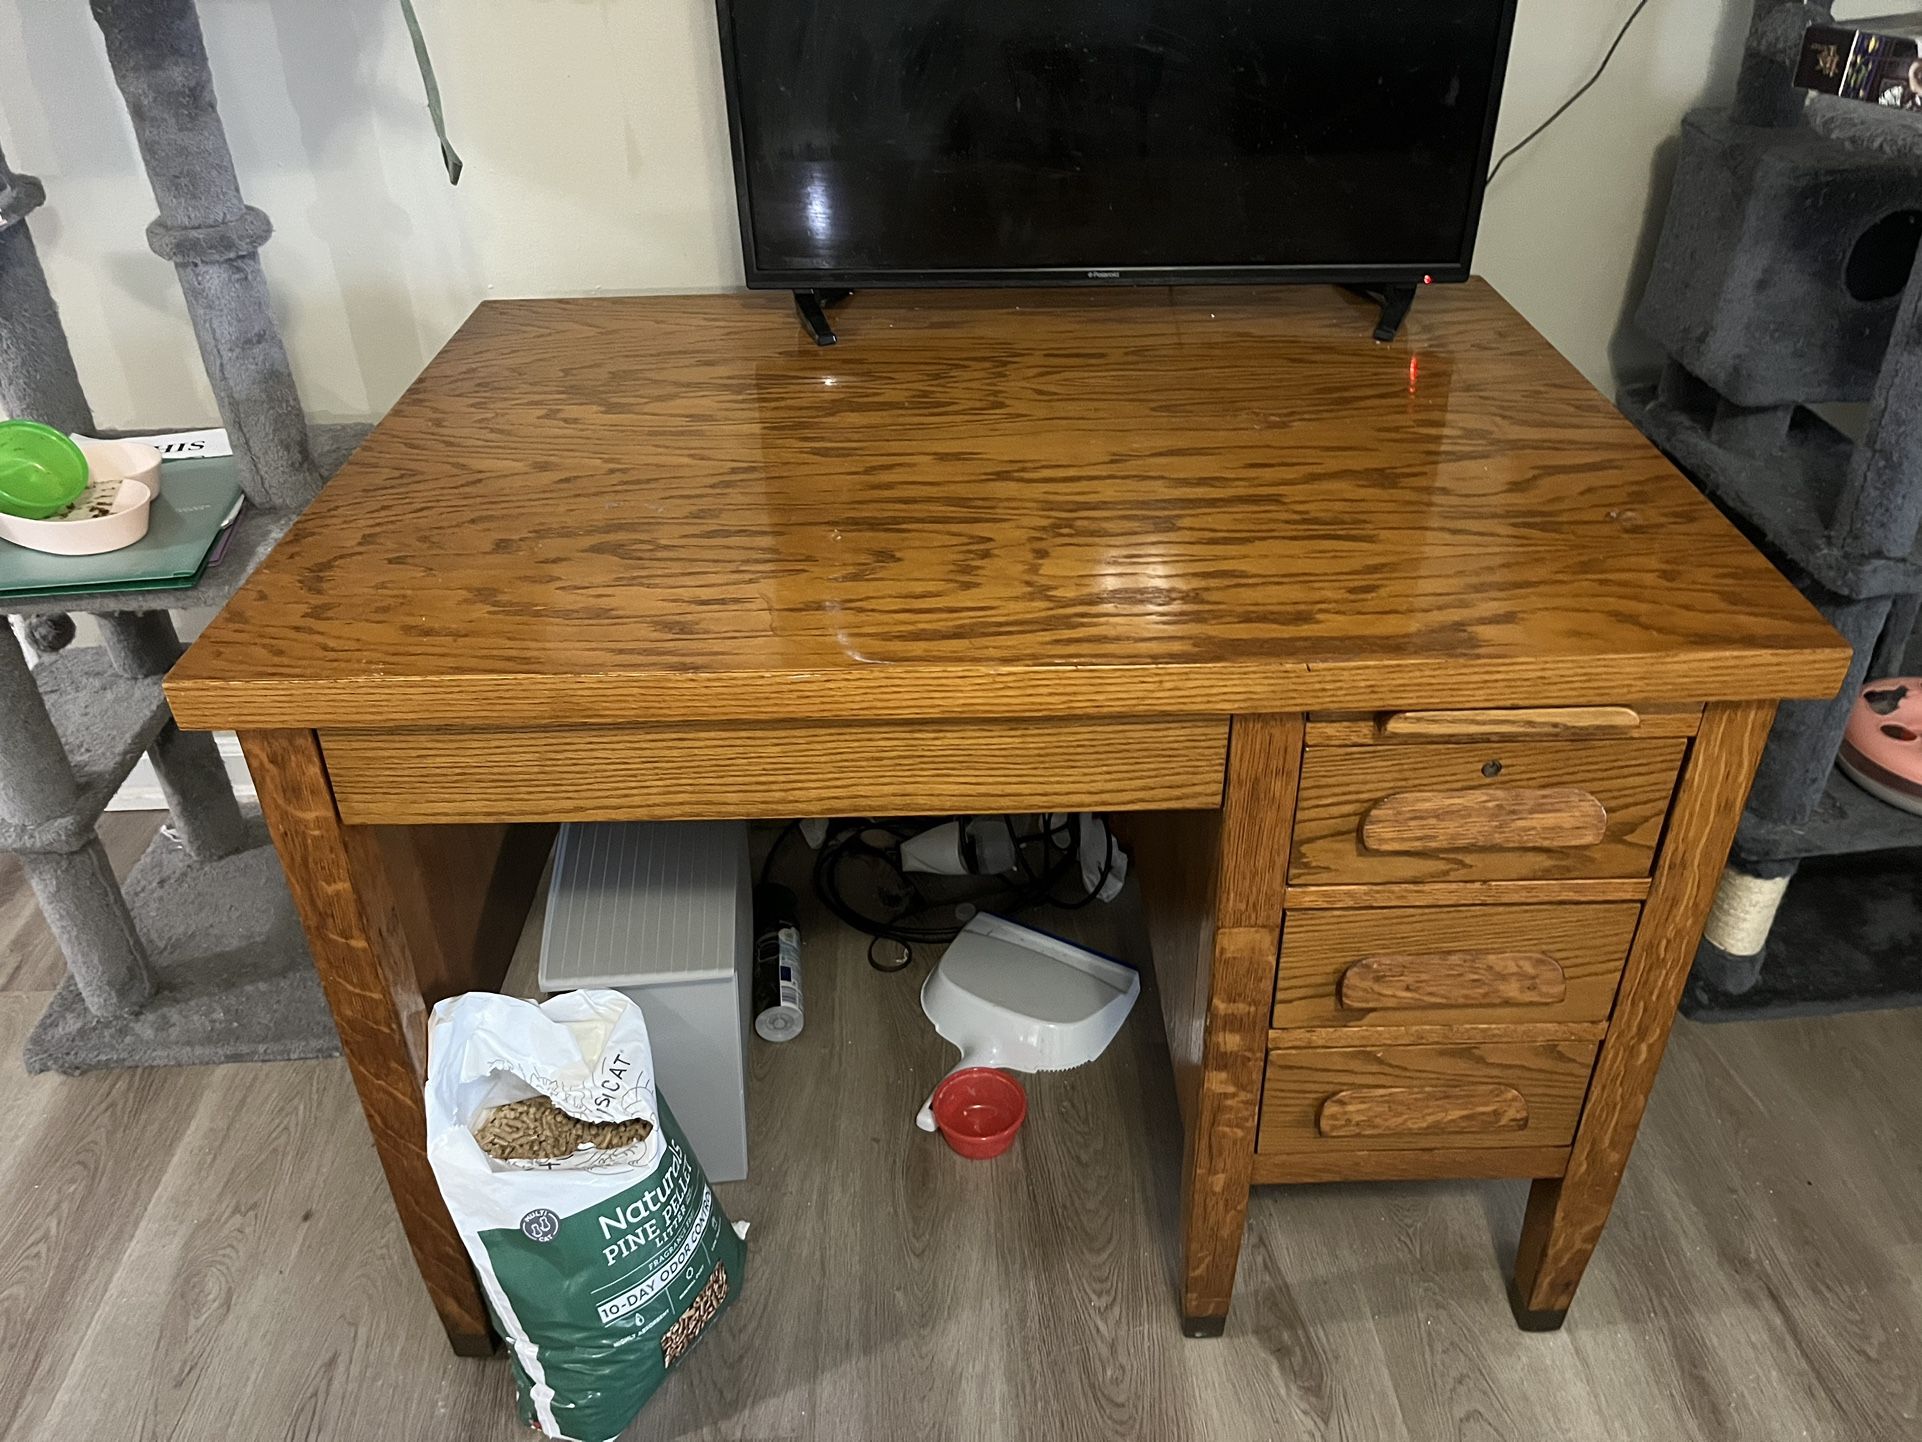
[1273,902,1641,1029]
[1288,739,1685,886]
[322,717,1228,824]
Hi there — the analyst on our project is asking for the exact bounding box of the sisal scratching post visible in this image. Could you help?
[1696,591,1896,992]
[88,0,321,511]
[1706,869,1791,961]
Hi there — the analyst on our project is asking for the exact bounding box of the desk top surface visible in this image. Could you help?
[168,282,1845,730]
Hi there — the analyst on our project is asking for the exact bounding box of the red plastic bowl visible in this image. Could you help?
[930,1067,1027,1159]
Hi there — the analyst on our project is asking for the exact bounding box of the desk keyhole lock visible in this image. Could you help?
[1482,758,1504,778]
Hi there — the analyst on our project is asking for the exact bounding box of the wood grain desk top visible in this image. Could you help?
[167,282,1846,730]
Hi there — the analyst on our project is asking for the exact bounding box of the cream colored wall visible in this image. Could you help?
[1,0,476,425]
[0,0,739,430]
[1478,0,1754,395]
[0,0,1831,425]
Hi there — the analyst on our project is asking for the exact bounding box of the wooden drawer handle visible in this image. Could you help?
[1318,1084,1530,1138]
[1361,787,1608,852]
[1339,951,1569,1009]
[1380,706,1642,739]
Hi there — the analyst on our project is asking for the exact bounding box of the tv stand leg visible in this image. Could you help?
[1343,283,1417,343]
[793,289,852,346]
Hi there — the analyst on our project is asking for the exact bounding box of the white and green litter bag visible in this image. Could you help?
[426,989,746,1442]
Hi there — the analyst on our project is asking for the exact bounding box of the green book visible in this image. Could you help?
[0,454,244,602]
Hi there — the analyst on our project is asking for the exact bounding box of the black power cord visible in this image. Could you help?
[758,818,803,888]
[1486,0,1657,186]
[801,814,1119,970]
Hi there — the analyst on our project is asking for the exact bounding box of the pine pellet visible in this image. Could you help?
[473,1096,654,1160]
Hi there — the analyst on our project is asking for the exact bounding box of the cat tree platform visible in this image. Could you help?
[0,423,362,620]
[1,507,300,620]
[23,813,336,1073]
[1735,760,1922,862]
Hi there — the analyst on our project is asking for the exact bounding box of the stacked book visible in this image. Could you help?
[1796,12,1922,111]
[0,428,245,603]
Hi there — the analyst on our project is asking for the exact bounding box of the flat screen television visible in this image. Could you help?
[714,1,1518,292]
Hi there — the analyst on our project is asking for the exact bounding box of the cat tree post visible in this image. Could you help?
[1835,258,1922,563]
[0,141,95,434]
[88,0,322,512]
[0,138,88,654]
[1732,1,1830,128]
[96,611,249,861]
[0,637,158,1016]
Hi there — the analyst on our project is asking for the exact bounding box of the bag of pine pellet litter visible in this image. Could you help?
[425,989,747,1442]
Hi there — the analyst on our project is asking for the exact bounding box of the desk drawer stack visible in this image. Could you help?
[1253,704,1696,1184]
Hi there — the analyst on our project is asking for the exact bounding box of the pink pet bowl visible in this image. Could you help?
[1838,678,1922,816]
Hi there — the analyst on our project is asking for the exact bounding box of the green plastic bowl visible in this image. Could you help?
[0,420,89,519]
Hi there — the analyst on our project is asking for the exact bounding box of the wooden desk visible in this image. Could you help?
[166,283,1847,1352]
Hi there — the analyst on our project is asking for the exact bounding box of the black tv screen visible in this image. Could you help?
[715,1,1517,287]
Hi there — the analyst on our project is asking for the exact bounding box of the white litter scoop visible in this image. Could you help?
[914,913,1140,1131]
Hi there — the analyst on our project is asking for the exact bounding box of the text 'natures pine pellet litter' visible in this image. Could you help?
[425,989,746,1442]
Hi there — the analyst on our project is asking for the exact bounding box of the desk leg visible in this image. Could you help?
[1141,715,1302,1335]
[1177,924,1284,1334]
[1511,699,1775,1327]
[243,729,552,1356]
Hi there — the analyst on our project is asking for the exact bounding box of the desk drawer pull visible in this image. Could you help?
[1360,787,1608,852]
[1318,1084,1530,1138]
[1339,951,1568,1009]
[1275,903,1638,1028]
[1261,1040,1595,1153]
[1290,739,1684,885]
[1380,707,1642,739]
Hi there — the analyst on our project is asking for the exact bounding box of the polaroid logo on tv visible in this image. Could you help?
[1086,270,1122,280]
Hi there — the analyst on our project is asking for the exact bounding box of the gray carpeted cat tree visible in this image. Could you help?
[0,142,93,438]
[0,0,369,1071]
[1624,0,1922,1009]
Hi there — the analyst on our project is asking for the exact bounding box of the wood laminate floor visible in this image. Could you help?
[2,813,1918,1441]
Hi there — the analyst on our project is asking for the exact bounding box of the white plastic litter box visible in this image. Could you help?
[538,820,751,1182]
